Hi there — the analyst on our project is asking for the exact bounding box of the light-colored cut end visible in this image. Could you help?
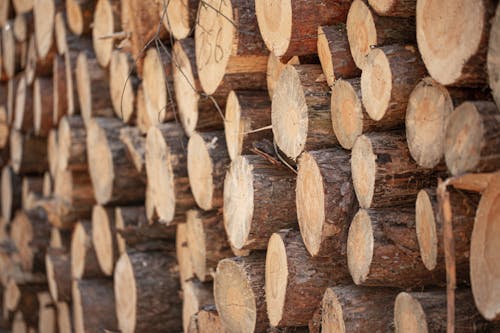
[43,172,52,197]
[195,0,234,95]
[176,222,195,283]
[72,280,84,333]
[214,258,258,333]
[12,312,27,333]
[347,209,374,285]
[266,53,300,99]
[470,172,500,320]
[71,222,87,279]
[346,0,377,69]
[351,135,376,208]
[2,22,16,78]
[1,166,13,221]
[46,253,58,301]
[92,205,114,276]
[76,53,92,124]
[143,48,167,126]
[86,119,114,204]
[48,130,59,177]
[186,210,207,280]
[13,0,33,14]
[57,117,70,172]
[187,133,214,210]
[5,279,20,311]
[331,79,364,149]
[296,152,325,257]
[55,12,67,55]
[110,51,134,122]
[93,0,115,67]
[394,292,428,333]
[416,0,485,85]
[318,26,335,87]
[164,0,192,40]
[0,106,8,148]
[66,0,85,36]
[13,14,27,42]
[38,292,56,333]
[10,130,23,174]
[271,64,308,160]
[255,0,292,57]
[361,48,392,121]
[489,4,500,109]
[34,0,55,58]
[33,78,42,134]
[115,207,126,255]
[224,91,243,160]
[265,233,288,327]
[114,252,137,333]
[223,156,254,250]
[321,288,346,333]
[415,189,438,271]
[13,75,27,131]
[57,302,72,333]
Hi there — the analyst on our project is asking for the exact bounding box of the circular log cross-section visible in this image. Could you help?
[14,75,33,133]
[163,0,197,40]
[214,255,268,333]
[58,116,87,172]
[176,223,195,285]
[296,149,356,257]
[33,0,55,58]
[92,0,120,67]
[71,221,103,279]
[66,0,95,36]
[488,3,500,108]
[182,281,214,333]
[10,130,48,174]
[109,50,136,123]
[272,64,335,160]
[91,205,117,276]
[223,155,296,251]
[416,0,492,86]
[142,48,170,126]
[368,0,416,17]
[266,53,299,99]
[187,131,230,211]
[444,101,500,176]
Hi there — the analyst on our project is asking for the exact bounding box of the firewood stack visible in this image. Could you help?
[0,0,499,332]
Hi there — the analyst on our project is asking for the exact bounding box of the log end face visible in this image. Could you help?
[55,12,67,55]
[188,133,214,211]
[225,90,243,160]
[76,53,92,125]
[10,130,23,174]
[11,212,34,271]
[351,135,376,209]
[93,0,114,68]
[394,292,428,333]
[347,209,374,285]
[46,253,59,301]
[13,75,27,132]
[91,205,114,276]
[143,48,168,126]
[321,288,346,333]
[361,48,391,121]
[347,0,376,70]
[57,117,71,172]
[110,51,135,123]
[34,0,55,58]
[488,4,500,109]
[65,0,84,36]
[1,166,13,221]
[265,233,288,327]
[71,222,87,279]
[5,279,20,311]
[318,26,335,87]
[72,280,85,333]
[33,79,42,135]
[255,0,292,57]
[165,0,192,40]
[186,210,208,281]
[114,252,137,333]
[415,189,438,271]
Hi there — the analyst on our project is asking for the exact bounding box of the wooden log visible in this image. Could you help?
[47,130,58,178]
[317,24,360,87]
[13,0,33,14]
[45,248,71,302]
[272,64,335,160]
[159,0,197,40]
[2,165,22,222]
[224,90,272,160]
[72,279,118,333]
[214,254,268,333]
[182,281,214,333]
[92,0,121,67]
[91,205,118,276]
[43,172,52,197]
[351,131,442,208]
[6,281,46,328]
[0,0,11,28]
[12,312,28,333]
[394,290,493,332]
[193,305,226,333]
[296,148,357,257]
[37,291,56,333]
[56,302,72,333]
[54,12,66,55]
[346,0,415,69]
[321,286,399,332]
[10,207,51,272]
[7,77,17,124]
[187,131,230,210]
[33,0,57,59]
[0,106,8,149]
[109,50,137,123]
[347,207,444,287]
[223,155,296,250]
[119,126,146,178]
[50,227,71,251]
[33,77,53,137]
[172,38,224,137]
[25,35,55,84]
[52,55,67,125]
[255,0,350,59]
[444,101,500,175]
[368,0,416,17]
[145,123,194,224]
[265,230,350,327]
[135,84,151,134]
[2,21,22,79]
[65,0,95,36]
[86,117,145,205]
[10,131,48,174]
[13,13,31,43]
[70,221,104,279]
[266,53,300,99]
[176,222,195,285]
[416,0,494,86]
[75,51,114,127]
[361,45,426,123]
[195,0,268,95]
[186,209,231,281]
[488,3,500,109]
[416,188,479,281]
[13,75,33,133]
[57,116,87,172]
[114,251,182,333]
[21,176,43,210]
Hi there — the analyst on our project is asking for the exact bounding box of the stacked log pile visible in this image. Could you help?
[0,0,498,332]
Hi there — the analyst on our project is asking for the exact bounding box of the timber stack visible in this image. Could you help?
[0,0,499,332]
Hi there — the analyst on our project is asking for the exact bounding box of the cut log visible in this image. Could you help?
[182,281,214,333]
[75,51,114,127]
[119,126,146,178]
[43,172,52,196]
[347,207,443,287]
[70,221,104,279]
[145,123,194,224]
[7,77,17,124]
[470,171,500,320]
[33,77,54,137]
[346,0,415,69]
[64,51,78,116]
[21,176,43,210]
[52,55,67,125]
[176,223,195,285]
[394,290,493,332]
[45,248,71,302]
[416,188,479,281]
[368,0,416,17]
[13,75,33,133]
[0,106,8,148]
[195,0,268,95]
[114,251,182,333]
[65,0,95,36]
[351,131,442,208]
[12,312,28,333]
[13,13,31,43]
[92,0,121,67]
[25,35,55,84]
[296,148,356,257]
[223,155,296,250]
[54,12,66,55]
[2,22,22,78]
[266,53,299,99]
[160,0,197,40]
[6,281,46,328]
[416,0,494,86]
[10,207,51,272]
[72,279,118,333]
[33,0,57,59]
[0,1,11,27]
[135,84,151,134]
[255,0,350,59]
[86,117,145,205]
[186,209,232,281]
[37,292,56,333]
[224,90,272,160]
[91,205,117,276]
[444,101,500,175]
[172,38,224,137]
[195,305,226,333]
[214,254,268,333]
[265,230,350,327]
[488,3,500,109]
[317,24,360,87]
[361,45,426,123]
[13,0,33,14]
[10,131,48,174]
[57,116,87,172]
[187,131,230,210]
[109,50,137,123]
[50,227,71,251]
[47,130,58,178]
[321,286,399,332]
[56,302,72,333]
[272,64,335,160]
[2,165,22,222]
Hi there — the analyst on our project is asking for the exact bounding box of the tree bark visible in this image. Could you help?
[92,0,121,67]
[45,248,71,303]
[2,165,22,222]
[488,3,500,109]
[57,116,87,172]
[52,55,68,126]
[91,205,118,276]
[33,77,54,137]
[21,176,43,210]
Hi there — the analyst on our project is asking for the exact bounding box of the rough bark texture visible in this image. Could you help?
[45,248,71,303]
[2,165,22,222]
